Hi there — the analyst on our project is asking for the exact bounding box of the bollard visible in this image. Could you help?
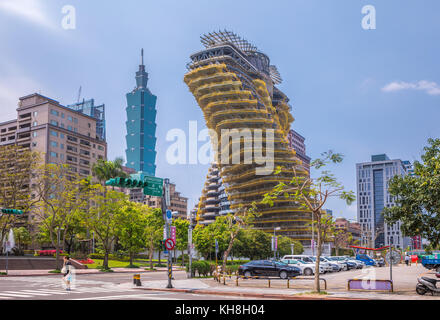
[223,275,226,285]
[236,276,239,286]
[287,279,290,289]
[133,274,141,286]
[268,279,271,288]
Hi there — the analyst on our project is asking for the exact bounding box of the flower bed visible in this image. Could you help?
[38,250,63,256]
[78,258,95,264]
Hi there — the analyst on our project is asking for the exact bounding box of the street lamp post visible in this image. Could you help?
[273,227,280,259]
[188,212,195,278]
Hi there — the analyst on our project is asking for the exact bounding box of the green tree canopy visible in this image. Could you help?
[116,201,149,267]
[383,138,440,250]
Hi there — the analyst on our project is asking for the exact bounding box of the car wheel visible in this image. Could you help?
[279,271,288,279]
[304,268,313,276]
[244,271,252,278]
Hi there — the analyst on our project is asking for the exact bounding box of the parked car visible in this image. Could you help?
[341,256,365,269]
[309,256,333,272]
[281,258,324,275]
[356,254,376,266]
[336,257,357,270]
[238,260,301,279]
[374,258,385,267]
[282,255,314,264]
[325,256,348,271]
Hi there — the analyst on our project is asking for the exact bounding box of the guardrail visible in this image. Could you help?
[347,279,393,292]
[213,272,327,290]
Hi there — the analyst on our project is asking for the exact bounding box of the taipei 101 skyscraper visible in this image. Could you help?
[125,49,157,176]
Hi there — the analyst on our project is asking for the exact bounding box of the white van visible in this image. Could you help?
[282,255,314,264]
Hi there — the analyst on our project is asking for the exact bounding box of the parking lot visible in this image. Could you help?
[222,263,434,294]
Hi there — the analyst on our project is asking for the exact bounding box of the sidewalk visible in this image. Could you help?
[0,266,185,277]
[131,278,440,300]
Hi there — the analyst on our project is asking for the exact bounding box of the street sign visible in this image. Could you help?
[143,176,163,196]
[166,209,172,220]
[165,238,175,250]
[164,182,170,207]
[271,236,278,251]
[170,226,176,243]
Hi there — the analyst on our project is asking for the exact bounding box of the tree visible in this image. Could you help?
[144,208,164,269]
[233,229,272,260]
[0,145,40,252]
[173,218,189,266]
[91,157,128,186]
[80,185,126,270]
[383,138,440,251]
[32,164,88,269]
[219,205,259,273]
[13,226,31,254]
[193,216,230,260]
[262,151,355,292]
[116,201,149,267]
[277,235,304,257]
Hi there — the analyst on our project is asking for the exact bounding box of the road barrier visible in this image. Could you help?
[213,273,327,290]
[133,274,141,286]
[347,279,393,292]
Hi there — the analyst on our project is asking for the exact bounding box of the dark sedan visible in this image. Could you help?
[238,260,301,279]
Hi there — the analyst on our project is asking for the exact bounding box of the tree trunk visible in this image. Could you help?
[314,216,322,293]
[222,232,238,274]
[158,250,161,265]
[181,250,184,267]
[55,243,60,270]
[148,239,154,269]
[103,246,110,270]
[129,251,134,267]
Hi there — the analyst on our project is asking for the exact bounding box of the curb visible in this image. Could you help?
[134,287,367,300]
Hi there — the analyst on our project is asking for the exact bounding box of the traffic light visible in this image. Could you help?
[159,240,166,251]
[1,208,23,215]
[105,177,148,189]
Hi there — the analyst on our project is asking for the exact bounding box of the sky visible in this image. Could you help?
[1,0,439,221]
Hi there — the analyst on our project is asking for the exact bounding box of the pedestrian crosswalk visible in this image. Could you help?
[0,286,136,299]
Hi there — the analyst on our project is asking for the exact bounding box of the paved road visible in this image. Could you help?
[0,271,265,300]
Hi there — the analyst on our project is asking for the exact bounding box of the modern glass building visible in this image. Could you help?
[184,31,312,243]
[125,49,157,176]
[356,154,411,249]
[67,99,106,141]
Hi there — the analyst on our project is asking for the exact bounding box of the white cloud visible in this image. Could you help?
[0,0,54,29]
[0,76,43,121]
[382,80,440,96]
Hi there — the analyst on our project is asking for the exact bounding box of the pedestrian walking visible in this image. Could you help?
[405,254,410,266]
[62,256,72,291]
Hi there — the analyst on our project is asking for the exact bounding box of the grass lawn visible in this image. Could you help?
[87,259,152,269]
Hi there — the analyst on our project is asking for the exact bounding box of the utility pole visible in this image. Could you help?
[188,212,194,278]
[161,179,173,289]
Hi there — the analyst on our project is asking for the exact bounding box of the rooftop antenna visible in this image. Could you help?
[77,86,82,103]
[141,48,144,65]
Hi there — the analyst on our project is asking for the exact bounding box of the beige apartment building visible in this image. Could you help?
[0,93,107,176]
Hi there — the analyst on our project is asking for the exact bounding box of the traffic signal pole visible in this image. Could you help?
[161,180,173,289]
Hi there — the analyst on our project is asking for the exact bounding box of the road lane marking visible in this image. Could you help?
[71,293,182,300]
[20,289,70,295]
[0,292,34,298]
